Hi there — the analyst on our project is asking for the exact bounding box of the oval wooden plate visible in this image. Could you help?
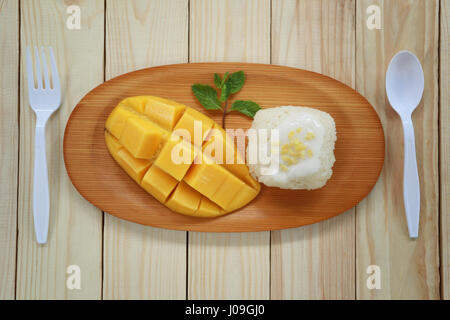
[64,63,385,232]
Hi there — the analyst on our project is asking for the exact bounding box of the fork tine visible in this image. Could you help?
[34,47,42,89]
[40,47,51,89]
[48,47,60,91]
[26,47,35,92]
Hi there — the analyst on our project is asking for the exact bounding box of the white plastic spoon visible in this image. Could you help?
[386,50,424,238]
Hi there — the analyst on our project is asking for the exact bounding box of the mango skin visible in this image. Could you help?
[105,96,260,218]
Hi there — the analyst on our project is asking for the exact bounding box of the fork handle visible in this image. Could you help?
[33,120,50,244]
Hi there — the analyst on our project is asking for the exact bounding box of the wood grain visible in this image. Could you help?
[16,0,104,299]
[441,0,450,300]
[355,0,440,299]
[188,0,270,299]
[0,0,18,300]
[271,0,356,299]
[103,0,188,299]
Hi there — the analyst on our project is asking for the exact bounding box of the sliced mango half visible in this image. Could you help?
[105,95,260,218]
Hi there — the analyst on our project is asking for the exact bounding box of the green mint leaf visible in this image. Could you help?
[191,84,222,110]
[219,83,232,103]
[221,72,230,86]
[231,100,261,118]
[225,71,245,94]
[214,73,222,88]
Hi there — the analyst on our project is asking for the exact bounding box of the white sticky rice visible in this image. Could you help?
[247,106,337,190]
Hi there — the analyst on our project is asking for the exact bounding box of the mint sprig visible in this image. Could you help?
[191,70,261,127]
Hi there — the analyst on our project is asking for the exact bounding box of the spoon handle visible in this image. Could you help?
[402,117,420,238]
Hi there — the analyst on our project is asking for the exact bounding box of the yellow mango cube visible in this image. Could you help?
[144,96,186,131]
[119,117,163,159]
[166,181,202,215]
[154,134,198,181]
[203,125,249,178]
[116,148,151,183]
[121,96,147,113]
[211,172,246,210]
[184,155,228,198]
[105,106,138,139]
[173,108,214,146]
[141,165,178,203]
[105,131,123,155]
[243,173,261,190]
[203,125,244,163]
[227,183,259,212]
[196,197,223,218]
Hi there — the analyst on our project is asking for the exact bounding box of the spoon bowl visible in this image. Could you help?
[386,51,424,115]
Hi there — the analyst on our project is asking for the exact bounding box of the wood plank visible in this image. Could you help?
[188,0,271,299]
[441,0,450,300]
[0,0,19,300]
[271,0,356,299]
[103,0,188,299]
[355,0,440,299]
[16,0,104,299]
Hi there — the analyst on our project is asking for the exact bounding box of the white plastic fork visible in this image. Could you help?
[26,47,61,244]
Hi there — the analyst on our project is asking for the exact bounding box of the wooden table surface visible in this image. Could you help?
[0,0,448,300]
